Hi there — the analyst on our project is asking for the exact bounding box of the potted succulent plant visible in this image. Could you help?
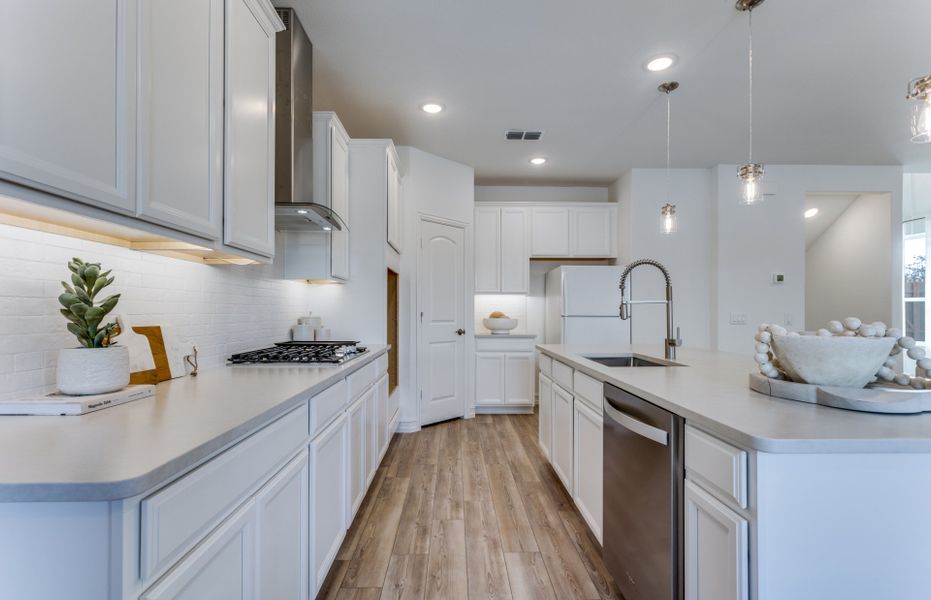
[56,258,128,395]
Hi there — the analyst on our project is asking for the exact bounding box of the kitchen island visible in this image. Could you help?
[0,345,393,599]
[538,344,931,600]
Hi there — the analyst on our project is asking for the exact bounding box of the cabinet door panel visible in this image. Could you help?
[531,207,570,257]
[475,353,506,404]
[141,500,255,600]
[474,207,500,292]
[347,396,366,519]
[387,150,401,252]
[0,0,135,213]
[551,383,574,491]
[573,399,603,543]
[364,385,378,485]
[684,480,749,600]
[329,124,350,279]
[538,373,553,459]
[224,0,276,257]
[377,374,390,460]
[504,353,534,405]
[256,450,308,600]
[500,207,529,293]
[137,0,222,239]
[310,413,348,595]
[570,206,614,257]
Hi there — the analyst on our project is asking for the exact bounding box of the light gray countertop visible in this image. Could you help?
[539,344,931,453]
[0,345,388,502]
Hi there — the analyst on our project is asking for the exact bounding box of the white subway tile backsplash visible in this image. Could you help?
[0,224,314,400]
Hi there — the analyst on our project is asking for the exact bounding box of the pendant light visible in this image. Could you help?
[659,82,679,234]
[736,0,765,205]
[907,75,931,143]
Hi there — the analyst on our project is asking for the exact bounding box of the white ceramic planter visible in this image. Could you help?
[56,346,130,396]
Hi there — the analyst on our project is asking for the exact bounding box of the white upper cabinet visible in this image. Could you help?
[569,205,615,257]
[329,122,351,280]
[386,146,402,253]
[0,0,137,214]
[531,206,571,257]
[474,205,529,293]
[137,0,223,240]
[223,0,279,258]
[306,112,351,281]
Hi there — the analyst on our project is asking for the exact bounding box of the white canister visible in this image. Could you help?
[57,346,130,396]
[292,324,315,342]
[316,328,331,341]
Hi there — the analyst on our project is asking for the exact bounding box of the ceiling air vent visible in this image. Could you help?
[276,8,291,28]
[505,130,544,141]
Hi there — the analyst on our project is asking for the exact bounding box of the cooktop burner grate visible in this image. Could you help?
[228,341,367,365]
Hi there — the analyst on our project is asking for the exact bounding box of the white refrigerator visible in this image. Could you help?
[544,266,631,344]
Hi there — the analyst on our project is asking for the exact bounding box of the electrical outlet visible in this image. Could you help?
[730,312,748,325]
[784,313,794,326]
[772,272,785,284]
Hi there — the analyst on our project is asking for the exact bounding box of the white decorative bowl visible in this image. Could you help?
[483,318,518,335]
[770,334,896,388]
[57,346,130,396]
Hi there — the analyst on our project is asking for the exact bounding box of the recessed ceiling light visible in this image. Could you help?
[645,55,676,72]
[804,208,819,219]
[421,103,444,114]
[529,157,548,166]
[296,209,308,214]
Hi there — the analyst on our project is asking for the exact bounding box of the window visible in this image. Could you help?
[904,218,926,342]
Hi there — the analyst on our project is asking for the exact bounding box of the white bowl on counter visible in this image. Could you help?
[770,334,896,388]
[482,318,518,335]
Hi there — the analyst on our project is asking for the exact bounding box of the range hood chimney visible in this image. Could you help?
[273,8,346,232]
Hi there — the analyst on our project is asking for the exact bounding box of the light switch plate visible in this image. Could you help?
[730,312,748,325]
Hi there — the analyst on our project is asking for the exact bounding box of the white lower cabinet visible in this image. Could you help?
[551,382,574,490]
[310,412,348,595]
[364,385,378,486]
[256,451,309,600]
[376,374,390,461]
[347,395,366,519]
[684,479,749,600]
[475,353,506,405]
[141,500,256,600]
[573,399,603,544]
[538,373,553,459]
[474,336,536,412]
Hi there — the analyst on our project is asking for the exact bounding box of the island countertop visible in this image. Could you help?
[0,345,388,502]
[538,344,931,453]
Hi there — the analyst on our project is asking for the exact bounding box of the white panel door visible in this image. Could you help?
[223,0,277,257]
[531,206,570,257]
[505,353,534,405]
[329,124,351,280]
[500,207,530,293]
[551,383,574,491]
[684,480,749,600]
[474,206,500,292]
[347,395,366,519]
[0,0,136,214]
[310,413,348,595]
[141,500,255,600]
[419,219,466,425]
[475,353,505,405]
[137,0,222,239]
[573,399,603,543]
[386,149,401,253]
[256,450,308,600]
[538,373,553,459]
[570,205,615,257]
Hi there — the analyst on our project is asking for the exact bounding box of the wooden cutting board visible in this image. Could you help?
[129,326,172,385]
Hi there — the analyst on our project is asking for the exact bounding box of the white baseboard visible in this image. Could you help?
[474,404,534,415]
[396,418,421,433]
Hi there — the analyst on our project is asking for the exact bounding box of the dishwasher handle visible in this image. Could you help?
[604,399,669,446]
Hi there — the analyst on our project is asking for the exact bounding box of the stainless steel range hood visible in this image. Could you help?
[273,8,346,233]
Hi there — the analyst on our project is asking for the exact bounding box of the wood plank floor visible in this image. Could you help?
[318,412,622,600]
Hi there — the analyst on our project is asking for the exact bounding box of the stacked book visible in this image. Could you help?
[0,385,155,416]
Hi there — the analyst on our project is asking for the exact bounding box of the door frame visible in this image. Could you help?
[415,214,474,426]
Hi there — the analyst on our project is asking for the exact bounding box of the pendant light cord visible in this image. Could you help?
[666,91,671,202]
[748,9,754,165]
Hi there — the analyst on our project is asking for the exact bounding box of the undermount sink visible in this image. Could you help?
[583,354,682,368]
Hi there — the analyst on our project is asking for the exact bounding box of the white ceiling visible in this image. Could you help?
[287,0,931,185]
[804,192,858,248]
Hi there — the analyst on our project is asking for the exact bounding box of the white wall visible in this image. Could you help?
[0,222,312,400]
[475,185,609,204]
[805,193,892,330]
[396,147,474,430]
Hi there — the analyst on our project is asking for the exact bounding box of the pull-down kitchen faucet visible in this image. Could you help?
[618,259,682,359]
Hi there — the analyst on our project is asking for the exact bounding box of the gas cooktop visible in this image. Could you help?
[228,341,367,365]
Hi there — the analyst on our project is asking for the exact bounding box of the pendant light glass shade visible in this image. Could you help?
[908,76,931,144]
[737,2,765,205]
[661,203,677,234]
[739,163,764,205]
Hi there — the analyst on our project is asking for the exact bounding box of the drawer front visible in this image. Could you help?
[539,354,553,377]
[685,425,748,509]
[552,359,574,392]
[376,353,389,374]
[475,336,536,353]
[310,380,348,438]
[141,403,309,582]
[348,361,377,401]
[573,370,603,414]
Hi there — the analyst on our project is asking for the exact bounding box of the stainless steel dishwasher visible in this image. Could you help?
[603,382,684,600]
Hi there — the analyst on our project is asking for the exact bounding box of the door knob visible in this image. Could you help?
[456,328,466,336]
